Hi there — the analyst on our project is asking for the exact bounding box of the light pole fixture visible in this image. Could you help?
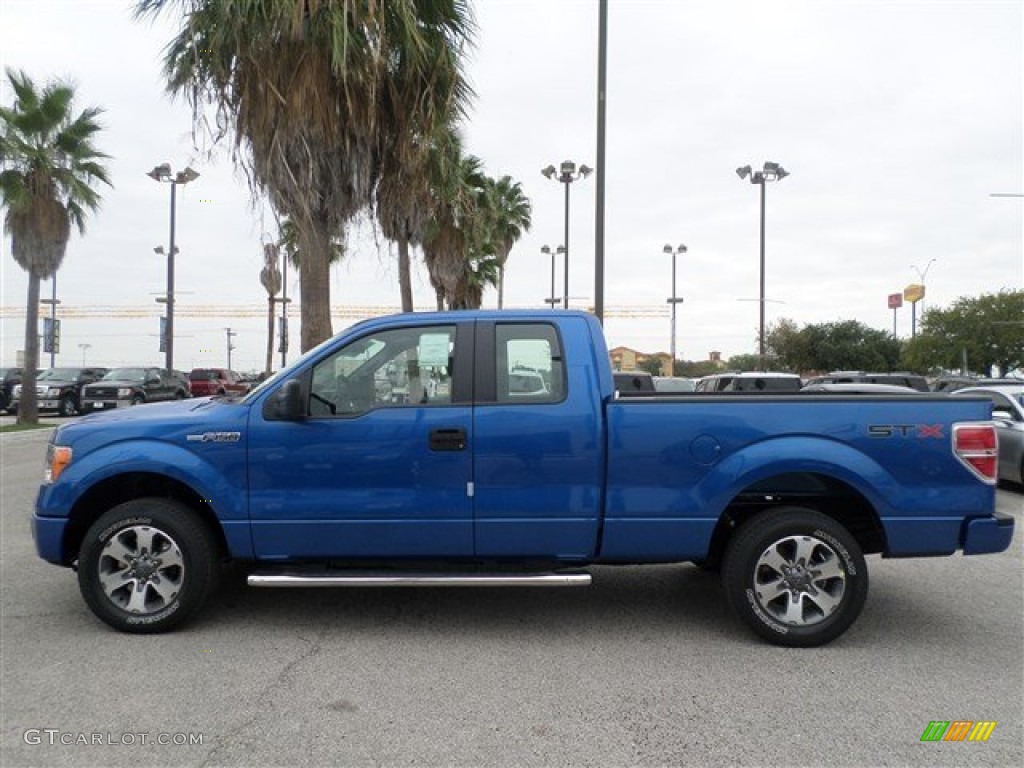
[148,163,200,373]
[909,258,937,337]
[540,245,566,308]
[542,161,592,309]
[663,244,687,367]
[736,161,789,370]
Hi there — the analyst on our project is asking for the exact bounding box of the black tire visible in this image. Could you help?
[77,499,219,633]
[58,395,77,417]
[130,394,145,406]
[722,507,868,647]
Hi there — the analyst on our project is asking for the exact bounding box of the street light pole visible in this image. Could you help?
[542,161,592,310]
[148,163,199,373]
[78,343,91,366]
[540,245,565,308]
[40,275,60,368]
[910,258,937,329]
[662,244,687,368]
[736,161,789,371]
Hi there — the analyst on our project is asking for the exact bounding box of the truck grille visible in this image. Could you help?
[85,386,119,398]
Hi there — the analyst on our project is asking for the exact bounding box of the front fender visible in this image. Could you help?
[36,438,247,524]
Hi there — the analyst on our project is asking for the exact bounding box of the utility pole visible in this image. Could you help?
[225,327,237,371]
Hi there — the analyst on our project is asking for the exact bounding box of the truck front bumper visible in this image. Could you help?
[962,512,1015,555]
[32,513,69,565]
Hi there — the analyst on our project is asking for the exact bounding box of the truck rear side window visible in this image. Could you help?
[495,324,565,404]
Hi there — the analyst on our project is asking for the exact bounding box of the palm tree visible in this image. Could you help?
[259,243,282,376]
[136,0,475,351]
[488,176,532,309]
[422,137,491,309]
[0,69,111,424]
[450,252,501,310]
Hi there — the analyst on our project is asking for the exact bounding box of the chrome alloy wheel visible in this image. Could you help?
[97,525,184,615]
[753,535,846,626]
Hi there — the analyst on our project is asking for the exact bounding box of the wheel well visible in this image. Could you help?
[62,472,229,566]
[703,472,887,566]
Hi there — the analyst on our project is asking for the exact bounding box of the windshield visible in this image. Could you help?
[190,370,219,381]
[242,332,345,403]
[39,368,82,380]
[103,368,147,381]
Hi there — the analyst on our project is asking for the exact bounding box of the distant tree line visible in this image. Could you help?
[668,290,1023,377]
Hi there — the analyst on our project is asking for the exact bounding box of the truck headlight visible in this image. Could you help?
[12,385,21,397]
[117,388,132,397]
[44,445,72,484]
[46,387,62,397]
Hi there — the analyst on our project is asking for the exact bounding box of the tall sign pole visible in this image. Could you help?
[887,293,903,337]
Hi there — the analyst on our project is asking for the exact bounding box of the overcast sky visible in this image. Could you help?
[1,0,1021,372]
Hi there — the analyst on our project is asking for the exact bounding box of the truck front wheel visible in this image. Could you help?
[722,507,868,647]
[77,499,218,633]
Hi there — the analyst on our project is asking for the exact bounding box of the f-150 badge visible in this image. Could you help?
[186,432,241,443]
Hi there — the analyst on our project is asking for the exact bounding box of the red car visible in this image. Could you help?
[188,368,249,397]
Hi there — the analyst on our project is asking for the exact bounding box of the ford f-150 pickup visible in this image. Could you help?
[32,311,1013,646]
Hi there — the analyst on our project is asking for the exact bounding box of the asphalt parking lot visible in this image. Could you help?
[1,427,1021,767]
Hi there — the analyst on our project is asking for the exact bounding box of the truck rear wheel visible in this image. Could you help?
[77,499,218,633]
[722,507,868,647]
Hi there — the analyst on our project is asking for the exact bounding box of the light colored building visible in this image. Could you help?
[609,346,672,376]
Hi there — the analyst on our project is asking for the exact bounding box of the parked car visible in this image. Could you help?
[695,372,802,393]
[188,368,249,397]
[801,383,925,395]
[79,367,189,413]
[952,385,1024,485]
[653,376,696,393]
[10,367,108,416]
[931,375,979,392]
[0,367,25,413]
[613,370,656,396]
[804,371,929,392]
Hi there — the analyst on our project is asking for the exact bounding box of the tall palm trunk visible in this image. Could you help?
[398,237,414,312]
[18,274,41,424]
[298,214,334,352]
[265,296,276,375]
[497,266,505,310]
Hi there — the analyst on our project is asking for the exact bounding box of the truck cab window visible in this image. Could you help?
[309,326,456,417]
[495,323,565,404]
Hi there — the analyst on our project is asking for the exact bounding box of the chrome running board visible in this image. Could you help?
[247,571,591,588]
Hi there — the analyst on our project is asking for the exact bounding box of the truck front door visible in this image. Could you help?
[247,322,475,559]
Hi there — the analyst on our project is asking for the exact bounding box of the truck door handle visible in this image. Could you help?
[429,428,467,452]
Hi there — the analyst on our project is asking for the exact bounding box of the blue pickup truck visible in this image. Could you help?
[33,311,1013,646]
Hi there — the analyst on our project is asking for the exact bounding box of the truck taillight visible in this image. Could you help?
[952,423,998,484]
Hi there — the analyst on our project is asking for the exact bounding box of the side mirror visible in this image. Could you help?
[146,375,161,384]
[264,378,306,421]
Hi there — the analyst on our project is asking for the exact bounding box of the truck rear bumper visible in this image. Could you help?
[962,512,1015,555]
[32,514,68,565]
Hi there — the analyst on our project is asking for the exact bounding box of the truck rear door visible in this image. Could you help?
[471,318,604,559]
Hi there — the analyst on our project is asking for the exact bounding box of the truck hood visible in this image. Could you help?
[83,379,145,389]
[55,397,248,454]
[35,377,80,387]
